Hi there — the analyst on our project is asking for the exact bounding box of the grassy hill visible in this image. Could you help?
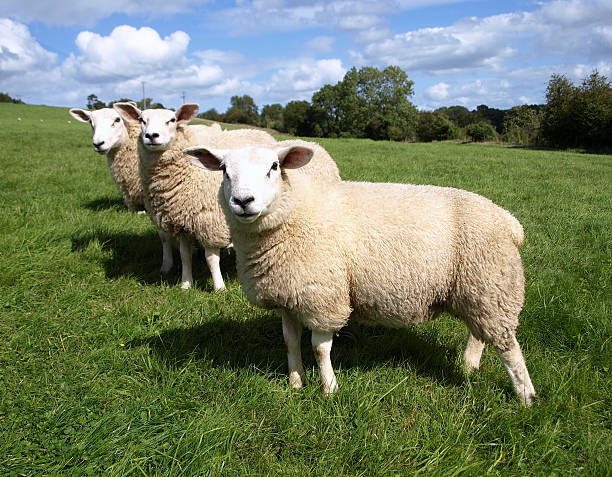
[0,103,610,475]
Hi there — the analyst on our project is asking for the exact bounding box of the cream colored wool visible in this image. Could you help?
[106,121,145,211]
[187,145,536,405]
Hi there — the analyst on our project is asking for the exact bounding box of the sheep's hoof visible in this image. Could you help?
[180,281,192,290]
[137,210,147,215]
[288,373,304,389]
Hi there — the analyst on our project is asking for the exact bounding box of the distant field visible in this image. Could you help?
[0,103,610,475]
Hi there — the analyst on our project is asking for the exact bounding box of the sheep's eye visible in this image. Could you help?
[168,118,176,124]
[139,117,145,124]
[114,117,121,123]
[271,162,278,171]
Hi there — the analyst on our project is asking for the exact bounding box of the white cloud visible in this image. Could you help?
[0,18,57,78]
[266,58,346,102]
[304,36,335,53]
[64,26,190,82]
[425,82,449,101]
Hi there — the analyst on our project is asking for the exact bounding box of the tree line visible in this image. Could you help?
[22,65,611,150]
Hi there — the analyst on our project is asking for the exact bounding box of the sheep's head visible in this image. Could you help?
[183,145,313,224]
[69,108,126,154]
[114,102,199,151]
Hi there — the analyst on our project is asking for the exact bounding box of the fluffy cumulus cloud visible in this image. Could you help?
[266,58,346,102]
[63,26,190,82]
[0,18,57,78]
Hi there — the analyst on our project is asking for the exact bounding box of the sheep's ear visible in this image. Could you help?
[113,102,141,124]
[183,146,225,171]
[69,108,91,123]
[176,103,200,124]
[277,146,313,169]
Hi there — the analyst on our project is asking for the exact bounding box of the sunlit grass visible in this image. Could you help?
[0,103,610,475]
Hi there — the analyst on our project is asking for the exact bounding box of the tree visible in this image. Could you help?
[225,95,259,125]
[0,92,23,104]
[435,105,475,128]
[465,121,497,142]
[474,105,505,133]
[417,111,459,142]
[283,101,313,136]
[199,108,222,122]
[573,71,612,148]
[541,74,578,148]
[311,66,418,140]
[87,94,106,110]
[502,105,542,145]
[261,104,284,130]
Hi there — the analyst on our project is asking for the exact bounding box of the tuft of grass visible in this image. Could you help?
[1,104,610,475]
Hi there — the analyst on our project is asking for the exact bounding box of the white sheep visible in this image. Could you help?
[69,107,145,212]
[183,144,537,406]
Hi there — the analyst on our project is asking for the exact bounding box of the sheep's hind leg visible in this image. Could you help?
[312,329,338,396]
[179,235,194,289]
[204,247,225,291]
[158,229,174,274]
[494,336,536,406]
[282,312,305,389]
[464,330,486,374]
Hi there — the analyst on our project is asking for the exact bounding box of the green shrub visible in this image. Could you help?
[465,121,497,142]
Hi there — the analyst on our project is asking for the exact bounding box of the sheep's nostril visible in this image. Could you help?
[232,196,255,209]
[145,133,160,140]
[93,140,105,148]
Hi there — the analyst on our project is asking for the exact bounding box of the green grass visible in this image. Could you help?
[1,103,610,476]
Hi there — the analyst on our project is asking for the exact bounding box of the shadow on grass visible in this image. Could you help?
[130,315,467,390]
[83,196,127,212]
[70,228,236,289]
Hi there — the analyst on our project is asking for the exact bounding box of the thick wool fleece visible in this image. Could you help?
[276,139,341,182]
[226,174,525,351]
[106,121,145,211]
[138,124,233,248]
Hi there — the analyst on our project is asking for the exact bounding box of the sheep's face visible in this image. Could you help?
[139,109,179,151]
[113,103,200,152]
[69,108,124,154]
[183,146,313,224]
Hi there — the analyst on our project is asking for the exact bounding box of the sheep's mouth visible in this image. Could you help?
[234,211,260,223]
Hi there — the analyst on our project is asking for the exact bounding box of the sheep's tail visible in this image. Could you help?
[503,210,525,248]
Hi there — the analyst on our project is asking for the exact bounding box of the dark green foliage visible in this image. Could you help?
[435,105,475,128]
[260,103,284,130]
[0,92,23,104]
[474,104,505,133]
[311,66,418,141]
[283,100,313,136]
[86,94,106,110]
[417,111,460,142]
[502,105,543,145]
[198,108,222,121]
[465,121,498,142]
[541,71,612,149]
[224,95,259,125]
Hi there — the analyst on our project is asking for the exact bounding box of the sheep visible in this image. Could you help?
[69,107,145,212]
[183,144,537,406]
[113,102,281,290]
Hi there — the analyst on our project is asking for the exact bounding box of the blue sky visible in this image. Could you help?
[1,0,611,112]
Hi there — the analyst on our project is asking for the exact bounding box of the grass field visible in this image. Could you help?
[1,102,610,476]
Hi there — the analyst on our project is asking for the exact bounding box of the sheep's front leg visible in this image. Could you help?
[158,229,174,273]
[179,235,194,289]
[204,247,225,291]
[312,329,338,395]
[282,312,305,388]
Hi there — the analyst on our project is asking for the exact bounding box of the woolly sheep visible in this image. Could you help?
[69,107,145,212]
[112,102,231,289]
[183,144,537,406]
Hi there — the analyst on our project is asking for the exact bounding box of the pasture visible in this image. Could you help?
[0,102,610,475]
